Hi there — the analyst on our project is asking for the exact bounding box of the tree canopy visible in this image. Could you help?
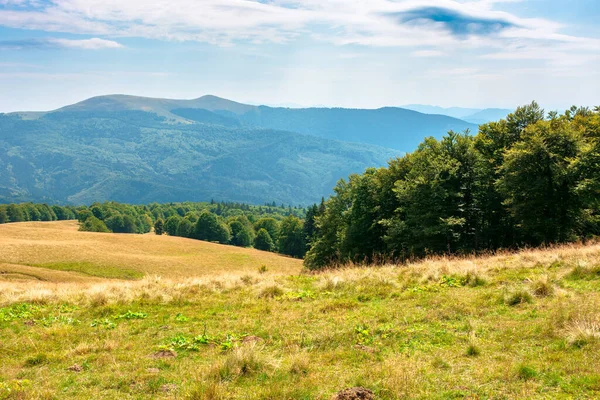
[305,103,600,269]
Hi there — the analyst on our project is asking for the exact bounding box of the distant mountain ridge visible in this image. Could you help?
[31,94,479,151]
[0,94,483,205]
[52,94,256,122]
[402,104,512,124]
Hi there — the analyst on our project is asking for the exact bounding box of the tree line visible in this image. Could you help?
[0,203,77,224]
[305,103,600,269]
[0,200,313,259]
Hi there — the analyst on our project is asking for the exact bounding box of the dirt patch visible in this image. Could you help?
[332,387,374,400]
[354,344,375,353]
[242,335,264,344]
[67,364,83,372]
[152,350,177,359]
[147,368,160,373]
[161,384,177,393]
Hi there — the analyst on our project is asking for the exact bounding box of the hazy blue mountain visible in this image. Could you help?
[0,94,484,205]
[0,110,398,205]
[47,95,476,150]
[236,106,478,150]
[50,94,255,122]
[402,104,481,119]
[46,95,480,150]
[462,108,512,125]
[403,104,512,124]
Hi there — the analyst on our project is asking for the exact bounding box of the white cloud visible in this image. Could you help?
[0,37,123,50]
[0,0,597,64]
[49,37,123,49]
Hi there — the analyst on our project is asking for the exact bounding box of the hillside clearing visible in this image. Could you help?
[0,221,303,281]
[0,222,599,399]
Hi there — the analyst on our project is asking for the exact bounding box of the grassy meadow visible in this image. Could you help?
[1,222,600,399]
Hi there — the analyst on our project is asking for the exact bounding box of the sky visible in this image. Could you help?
[0,0,598,112]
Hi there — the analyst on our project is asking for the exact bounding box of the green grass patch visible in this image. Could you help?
[566,265,600,281]
[31,261,144,280]
[3,250,600,399]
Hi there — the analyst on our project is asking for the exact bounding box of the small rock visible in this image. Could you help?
[152,350,177,359]
[23,320,35,326]
[332,387,374,400]
[67,364,83,372]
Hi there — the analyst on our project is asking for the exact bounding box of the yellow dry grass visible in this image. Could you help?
[0,220,303,283]
[1,224,598,308]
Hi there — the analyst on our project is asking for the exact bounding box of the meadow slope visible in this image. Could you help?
[1,222,599,399]
[0,221,303,281]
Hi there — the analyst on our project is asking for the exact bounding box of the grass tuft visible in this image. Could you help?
[565,317,600,348]
[258,285,284,299]
[24,353,48,367]
[566,264,600,280]
[465,343,480,357]
[505,289,533,306]
[210,345,269,382]
[289,353,310,375]
[531,275,555,297]
[516,364,538,380]
[463,271,487,287]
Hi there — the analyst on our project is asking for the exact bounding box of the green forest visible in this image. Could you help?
[2,103,599,268]
[305,103,600,268]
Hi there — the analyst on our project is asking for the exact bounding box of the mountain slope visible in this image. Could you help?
[53,94,255,122]
[463,108,512,125]
[51,95,477,150]
[0,110,398,205]
[237,106,477,150]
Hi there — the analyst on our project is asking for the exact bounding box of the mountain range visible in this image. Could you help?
[402,104,512,124]
[1,95,482,205]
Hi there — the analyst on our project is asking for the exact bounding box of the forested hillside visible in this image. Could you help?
[0,110,397,205]
[305,103,600,269]
[231,106,477,150]
[26,94,478,149]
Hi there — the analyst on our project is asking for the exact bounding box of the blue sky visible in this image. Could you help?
[0,0,598,112]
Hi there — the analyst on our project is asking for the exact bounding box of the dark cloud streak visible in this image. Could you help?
[388,6,518,37]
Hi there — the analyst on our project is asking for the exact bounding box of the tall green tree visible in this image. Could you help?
[278,215,306,258]
[304,181,351,269]
[303,204,320,251]
[6,204,25,223]
[154,218,164,235]
[254,218,280,243]
[177,218,194,238]
[164,215,182,236]
[79,216,110,233]
[194,211,230,244]
[497,118,581,244]
[254,228,274,251]
[0,206,7,224]
[229,220,253,247]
